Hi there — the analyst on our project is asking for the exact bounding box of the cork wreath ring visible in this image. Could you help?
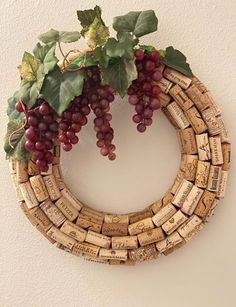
[4,6,231,265]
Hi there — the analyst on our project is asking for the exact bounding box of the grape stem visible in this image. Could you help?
[8,118,27,149]
[58,41,66,58]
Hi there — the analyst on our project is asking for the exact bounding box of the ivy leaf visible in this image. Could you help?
[139,44,155,52]
[160,46,193,77]
[84,17,109,48]
[77,5,103,35]
[33,42,58,74]
[69,52,97,68]
[4,119,30,161]
[38,29,81,44]
[101,58,137,97]
[18,52,40,82]
[41,66,85,115]
[113,10,158,38]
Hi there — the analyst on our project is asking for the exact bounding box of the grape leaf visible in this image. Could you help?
[38,29,81,44]
[4,119,30,161]
[101,58,137,97]
[77,5,104,35]
[113,10,158,38]
[160,46,193,77]
[84,17,109,48]
[93,46,110,68]
[33,42,58,74]
[69,52,97,68]
[105,32,135,60]
[18,52,40,82]
[41,66,85,115]
[139,44,155,52]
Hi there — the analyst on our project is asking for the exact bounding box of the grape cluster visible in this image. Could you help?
[127,49,162,132]
[16,100,58,172]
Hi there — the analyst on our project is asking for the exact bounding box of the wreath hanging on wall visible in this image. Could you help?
[4,6,231,265]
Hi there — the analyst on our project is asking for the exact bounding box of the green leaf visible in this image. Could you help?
[93,46,110,68]
[160,46,193,77]
[84,17,109,48]
[139,44,155,52]
[33,42,58,74]
[38,29,81,44]
[18,52,40,82]
[4,119,30,161]
[77,5,103,35]
[41,66,85,115]
[105,32,135,60]
[101,58,137,97]
[113,10,158,37]
[69,52,97,68]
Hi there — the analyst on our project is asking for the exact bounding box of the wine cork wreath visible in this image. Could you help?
[5,7,231,265]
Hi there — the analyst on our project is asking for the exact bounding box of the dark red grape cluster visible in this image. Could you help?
[127,49,162,132]
[15,100,58,172]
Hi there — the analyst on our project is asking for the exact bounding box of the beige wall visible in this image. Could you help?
[0,1,236,306]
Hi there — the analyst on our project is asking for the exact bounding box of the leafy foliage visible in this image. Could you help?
[139,44,155,52]
[4,119,30,161]
[33,42,58,74]
[77,6,103,34]
[18,52,40,82]
[38,29,81,44]
[84,17,109,48]
[160,46,193,77]
[69,52,97,68]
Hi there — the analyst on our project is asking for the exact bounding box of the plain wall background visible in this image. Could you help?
[0,1,236,307]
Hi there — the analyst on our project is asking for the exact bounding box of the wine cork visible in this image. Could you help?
[191,76,208,93]
[162,210,188,235]
[20,201,38,227]
[60,220,87,242]
[209,136,223,165]
[27,160,40,176]
[84,256,108,264]
[104,214,129,224]
[217,170,228,199]
[222,143,231,171]
[72,241,100,257]
[41,164,52,176]
[157,77,173,93]
[111,236,138,250]
[152,191,174,214]
[170,170,185,195]
[207,166,222,193]
[30,206,53,232]
[185,107,208,134]
[53,143,60,164]
[172,179,193,208]
[177,215,203,241]
[47,226,76,249]
[181,185,204,215]
[43,175,61,201]
[109,259,135,266]
[169,84,193,111]
[40,199,66,227]
[76,213,103,233]
[55,196,79,221]
[180,154,187,172]
[167,102,190,129]
[196,133,211,161]
[52,165,65,190]
[201,108,222,136]
[99,248,128,261]
[129,244,159,262]
[162,107,179,129]
[11,174,24,201]
[85,230,111,248]
[128,217,154,236]
[203,92,221,116]
[159,92,171,107]
[185,155,198,181]
[29,175,49,202]
[61,188,83,211]
[204,199,219,222]
[137,227,165,246]
[9,160,16,174]
[195,161,211,188]
[37,224,56,244]
[152,204,177,227]
[185,84,209,111]
[54,242,72,254]
[156,231,184,254]
[194,190,216,219]
[178,128,198,154]
[102,223,128,236]
[163,68,192,89]
[217,116,230,143]
[16,161,28,183]
[80,207,104,222]
[19,182,39,209]
[129,208,153,224]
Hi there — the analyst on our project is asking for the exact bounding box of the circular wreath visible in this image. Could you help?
[4,6,231,265]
